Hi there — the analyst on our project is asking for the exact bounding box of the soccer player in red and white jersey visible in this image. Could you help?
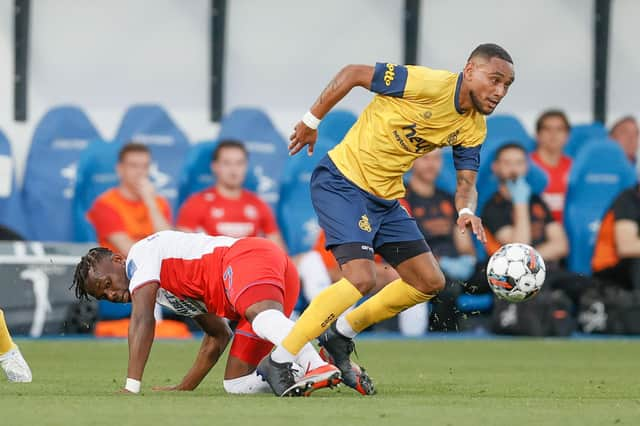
[70,230,339,397]
[529,110,572,223]
[177,140,286,250]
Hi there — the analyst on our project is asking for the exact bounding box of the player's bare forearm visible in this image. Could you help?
[455,170,486,243]
[455,170,478,213]
[176,334,229,390]
[170,313,231,390]
[289,65,374,156]
[310,65,374,118]
[126,283,159,382]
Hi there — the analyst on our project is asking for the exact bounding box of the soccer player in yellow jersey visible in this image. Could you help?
[257,44,514,394]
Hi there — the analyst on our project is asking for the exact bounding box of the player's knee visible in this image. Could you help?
[340,259,377,294]
[414,269,446,295]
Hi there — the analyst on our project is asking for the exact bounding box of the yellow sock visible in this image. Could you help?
[0,309,16,355]
[345,279,434,333]
[282,278,362,355]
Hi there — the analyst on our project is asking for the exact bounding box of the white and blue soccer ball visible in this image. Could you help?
[486,243,546,303]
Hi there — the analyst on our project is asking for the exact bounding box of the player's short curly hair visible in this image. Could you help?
[469,43,513,64]
[71,247,113,301]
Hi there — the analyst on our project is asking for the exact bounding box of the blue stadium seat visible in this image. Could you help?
[0,130,28,237]
[218,108,288,209]
[317,109,358,143]
[277,137,338,255]
[73,139,121,242]
[22,106,101,241]
[564,140,636,274]
[564,122,607,158]
[176,140,260,210]
[114,104,190,211]
[485,114,535,153]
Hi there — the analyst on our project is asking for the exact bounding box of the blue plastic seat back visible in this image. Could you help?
[485,114,535,153]
[0,130,28,237]
[564,122,607,158]
[73,139,121,242]
[564,140,637,274]
[114,104,190,210]
[22,106,101,241]
[317,109,358,143]
[218,108,288,209]
[277,137,338,255]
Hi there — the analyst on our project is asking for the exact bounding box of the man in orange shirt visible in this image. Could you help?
[592,184,640,290]
[87,143,172,255]
[529,110,572,223]
[177,140,285,250]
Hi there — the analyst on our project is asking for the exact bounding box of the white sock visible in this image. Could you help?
[223,372,272,394]
[335,314,358,339]
[252,309,325,369]
[297,251,332,301]
[398,303,428,336]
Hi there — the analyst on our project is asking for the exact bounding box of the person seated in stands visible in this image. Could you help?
[87,142,172,255]
[609,116,639,166]
[177,140,285,250]
[406,150,476,331]
[529,109,572,223]
[482,144,589,305]
[592,184,640,290]
[0,224,22,241]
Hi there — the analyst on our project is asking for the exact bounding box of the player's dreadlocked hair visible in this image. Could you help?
[468,43,513,64]
[71,247,113,301]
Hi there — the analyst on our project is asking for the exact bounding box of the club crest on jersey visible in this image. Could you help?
[210,207,225,218]
[244,205,258,220]
[358,214,372,232]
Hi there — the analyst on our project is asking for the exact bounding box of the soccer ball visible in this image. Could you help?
[486,243,546,302]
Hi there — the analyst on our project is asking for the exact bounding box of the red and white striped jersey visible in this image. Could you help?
[126,230,238,318]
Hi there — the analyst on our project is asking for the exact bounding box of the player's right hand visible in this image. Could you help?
[289,121,318,156]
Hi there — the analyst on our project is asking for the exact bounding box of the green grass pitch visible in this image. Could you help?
[1,339,639,425]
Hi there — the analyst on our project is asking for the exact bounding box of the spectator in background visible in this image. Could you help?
[592,184,640,290]
[609,116,639,166]
[87,143,172,255]
[406,150,475,331]
[529,109,572,223]
[482,144,589,305]
[177,140,285,250]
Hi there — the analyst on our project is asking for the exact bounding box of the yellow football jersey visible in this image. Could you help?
[328,62,487,199]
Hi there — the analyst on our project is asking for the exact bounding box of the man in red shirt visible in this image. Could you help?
[70,231,341,397]
[177,140,285,250]
[87,143,172,255]
[529,110,572,223]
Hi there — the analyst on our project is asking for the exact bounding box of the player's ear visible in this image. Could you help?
[463,61,475,80]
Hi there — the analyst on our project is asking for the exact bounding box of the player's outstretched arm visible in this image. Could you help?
[289,65,374,156]
[455,169,486,243]
[154,313,232,391]
[124,282,160,393]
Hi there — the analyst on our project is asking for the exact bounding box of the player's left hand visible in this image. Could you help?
[289,121,318,156]
[457,213,486,243]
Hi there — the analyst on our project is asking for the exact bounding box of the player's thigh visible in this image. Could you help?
[310,161,378,250]
[223,238,288,316]
[225,320,273,379]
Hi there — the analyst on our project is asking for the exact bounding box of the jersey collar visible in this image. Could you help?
[454,72,465,115]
